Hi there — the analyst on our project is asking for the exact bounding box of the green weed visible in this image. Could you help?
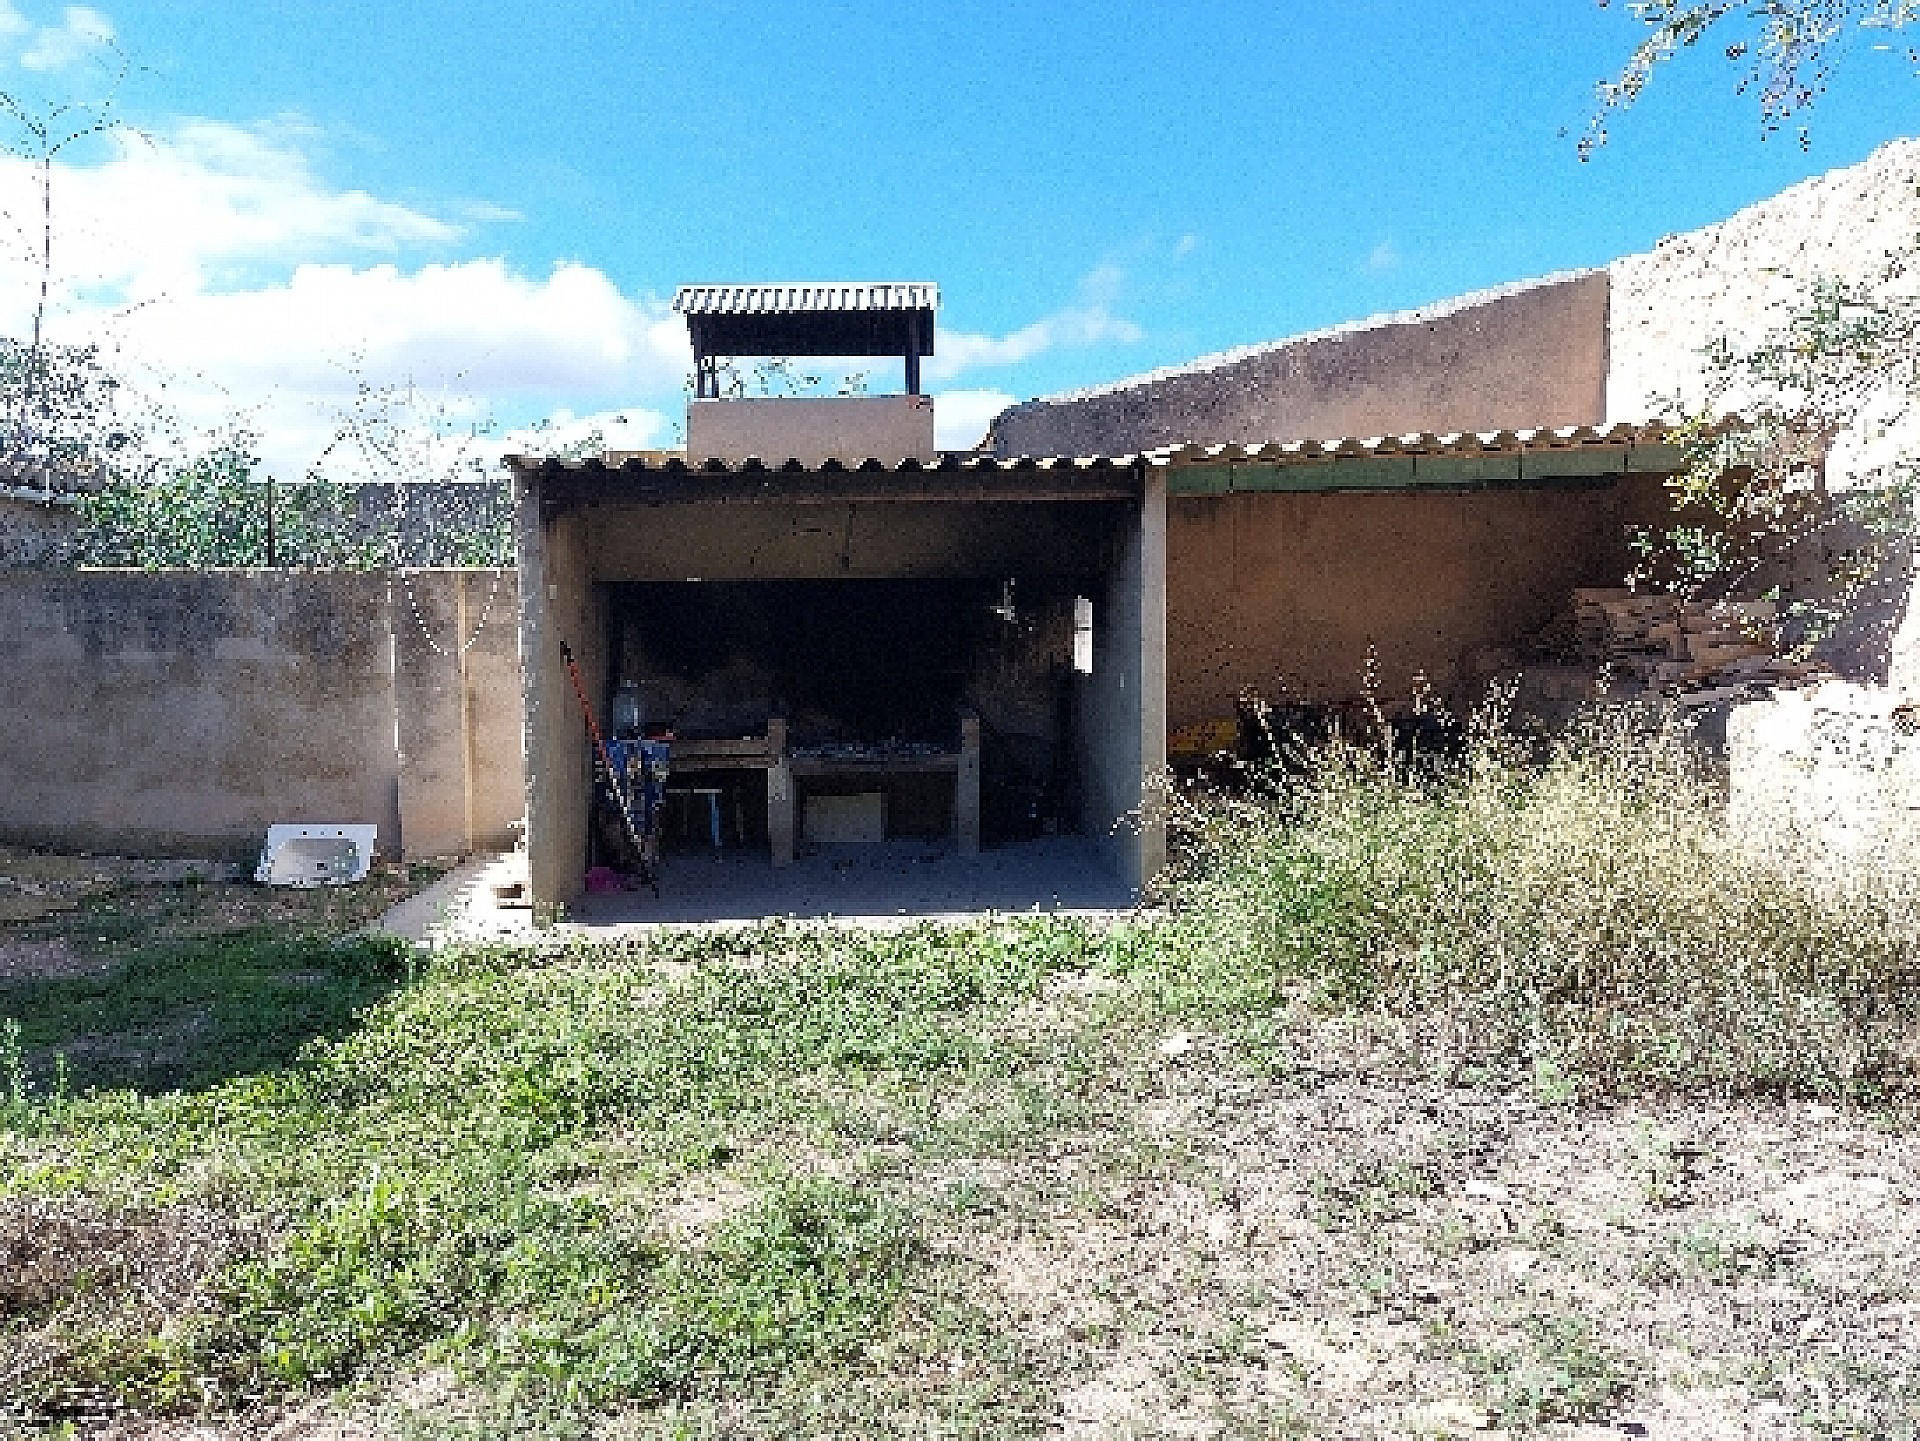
[1454,1311,1633,1429]
[1153,701,1920,1100]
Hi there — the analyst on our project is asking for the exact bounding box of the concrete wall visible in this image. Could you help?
[1165,474,1669,726]
[0,493,81,568]
[1078,471,1167,891]
[390,571,527,857]
[516,480,598,909]
[687,395,937,465]
[988,272,1610,458]
[0,569,523,858]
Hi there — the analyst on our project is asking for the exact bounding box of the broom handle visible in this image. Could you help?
[559,640,648,862]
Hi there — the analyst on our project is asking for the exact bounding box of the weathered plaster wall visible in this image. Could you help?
[687,395,936,465]
[987,272,1610,458]
[1166,475,1670,726]
[390,571,525,857]
[0,570,522,858]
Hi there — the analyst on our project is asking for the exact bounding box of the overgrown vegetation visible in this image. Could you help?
[1627,272,1920,652]
[1588,1,1920,156]
[72,442,514,569]
[1152,701,1920,1101]
[5,709,1920,1434]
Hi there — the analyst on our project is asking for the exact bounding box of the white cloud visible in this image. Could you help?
[926,263,1143,385]
[1364,240,1401,275]
[0,119,462,310]
[17,4,112,71]
[455,199,525,225]
[0,114,690,479]
[930,306,1143,383]
[0,106,1129,481]
[933,389,1016,450]
[99,260,690,478]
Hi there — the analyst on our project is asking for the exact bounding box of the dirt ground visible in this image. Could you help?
[922,1018,1920,1440]
[0,844,443,976]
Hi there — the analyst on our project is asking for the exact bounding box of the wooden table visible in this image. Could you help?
[672,715,981,867]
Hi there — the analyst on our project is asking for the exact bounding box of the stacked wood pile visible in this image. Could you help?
[1563,588,1830,706]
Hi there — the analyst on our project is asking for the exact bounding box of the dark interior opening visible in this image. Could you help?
[603,577,1092,848]
[610,579,982,747]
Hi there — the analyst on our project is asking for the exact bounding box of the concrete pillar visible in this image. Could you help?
[517,479,596,911]
[1076,466,1168,895]
[766,717,795,867]
[1137,468,1168,886]
[957,711,981,856]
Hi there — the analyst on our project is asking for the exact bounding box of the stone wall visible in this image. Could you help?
[1609,137,1920,688]
[1608,138,1920,439]
[1727,682,1920,872]
[985,271,1610,457]
[0,569,523,858]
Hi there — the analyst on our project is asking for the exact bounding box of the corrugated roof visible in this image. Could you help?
[1135,420,1678,466]
[509,450,1135,476]
[672,283,940,316]
[510,421,1683,476]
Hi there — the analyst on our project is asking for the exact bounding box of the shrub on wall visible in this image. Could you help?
[73,444,513,569]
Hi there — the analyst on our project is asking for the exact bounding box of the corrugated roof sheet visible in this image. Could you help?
[1135,420,1679,466]
[511,421,1685,475]
[672,283,940,316]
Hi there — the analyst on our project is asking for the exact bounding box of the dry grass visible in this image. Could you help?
[1153,700,1920,1101]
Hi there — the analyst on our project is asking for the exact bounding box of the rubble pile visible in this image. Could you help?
[1565,588,1831,707]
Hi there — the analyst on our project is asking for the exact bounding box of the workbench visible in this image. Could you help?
[671,715,981,866]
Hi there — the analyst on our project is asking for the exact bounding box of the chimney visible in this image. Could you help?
[672,282,939,465]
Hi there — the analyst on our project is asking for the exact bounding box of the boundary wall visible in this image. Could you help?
[0,569,522,859]
[986,271,1610,457]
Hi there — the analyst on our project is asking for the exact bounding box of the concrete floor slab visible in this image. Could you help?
[570,836,1136,930]
[372,836,1137,946]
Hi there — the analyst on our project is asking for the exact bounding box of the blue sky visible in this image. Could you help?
[3,0,1918,471]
